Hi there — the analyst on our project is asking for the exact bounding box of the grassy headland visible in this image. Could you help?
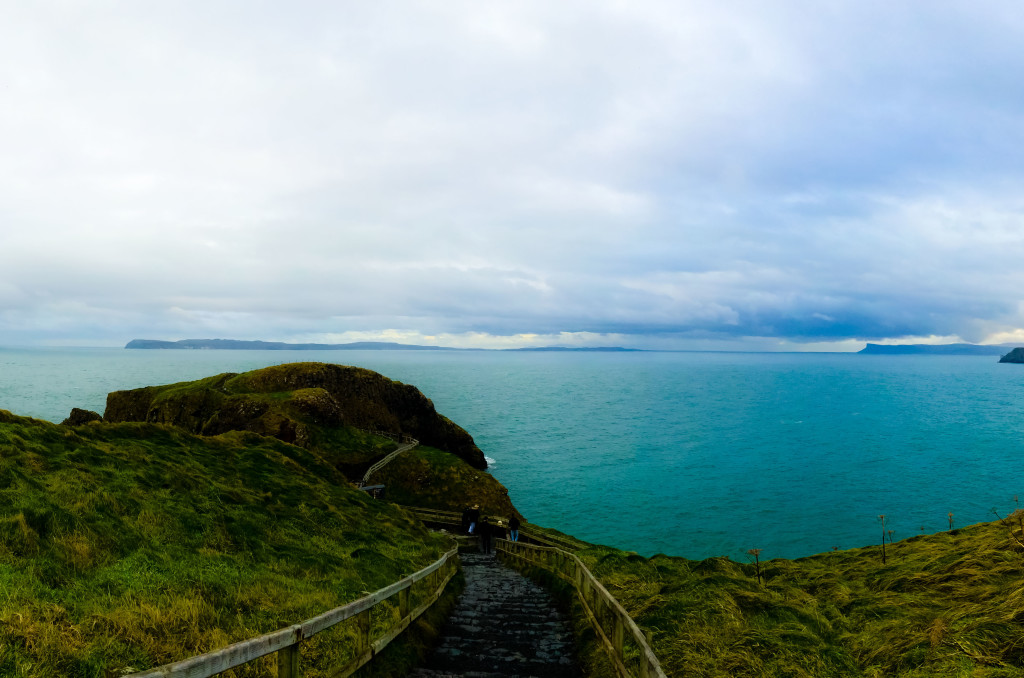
[98,362,516,517]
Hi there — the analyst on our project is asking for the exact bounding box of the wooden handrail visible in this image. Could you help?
[400,506,583,551]
[360,438,418,486]
[496,540,667,678]
[354,428,413,444]
[126,546,459,678]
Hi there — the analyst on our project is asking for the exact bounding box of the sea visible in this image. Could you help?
[2,346,1023,562]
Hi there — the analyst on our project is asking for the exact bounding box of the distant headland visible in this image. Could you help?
[125,338,641,352]
[998,347,1024,363]
[858,342,1014,356]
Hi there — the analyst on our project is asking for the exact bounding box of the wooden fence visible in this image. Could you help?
[353,429,413,444]
[400,505,584,551]
[360,438,419,487]
[496,540,667,678]
[126,546,459,678]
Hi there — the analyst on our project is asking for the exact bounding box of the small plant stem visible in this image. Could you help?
[878,514,887,565]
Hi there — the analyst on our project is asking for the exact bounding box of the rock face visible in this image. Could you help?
[60,408,103,426]
[999,348,1024,363]
[103,362,487,469]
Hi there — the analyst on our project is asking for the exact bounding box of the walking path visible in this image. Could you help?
[408,551,581,678]
[360,439,418,486]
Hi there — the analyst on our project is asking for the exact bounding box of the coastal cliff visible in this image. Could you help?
[999,347,1024,363]
[104,362,487,470]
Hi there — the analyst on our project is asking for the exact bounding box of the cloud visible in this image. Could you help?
[2,1,1024,349]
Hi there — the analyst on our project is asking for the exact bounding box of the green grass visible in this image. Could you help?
[103,362,492,485]
[573,519,1024,677]
[0,411,450,677]
[374,446,521,520]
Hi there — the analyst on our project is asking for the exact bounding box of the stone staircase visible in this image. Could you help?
[408,551,581,678]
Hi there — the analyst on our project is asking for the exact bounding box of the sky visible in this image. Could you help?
[3,1,1024,351]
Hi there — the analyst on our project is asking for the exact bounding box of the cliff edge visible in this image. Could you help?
[103,362,487,470]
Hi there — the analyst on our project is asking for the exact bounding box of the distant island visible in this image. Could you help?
[998,347,1024,363]
[858,342,1013,356]
[125,338,640,352]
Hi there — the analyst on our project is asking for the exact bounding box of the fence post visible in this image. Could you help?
[356,609,371,656]
[639,653,651,678]
[612,614,624,661]
[399,584,411,619]
[278,644,300,678]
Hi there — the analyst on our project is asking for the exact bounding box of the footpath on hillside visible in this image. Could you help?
[409,551,581,678]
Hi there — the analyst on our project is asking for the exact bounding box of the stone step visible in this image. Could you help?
[413,551,581,678]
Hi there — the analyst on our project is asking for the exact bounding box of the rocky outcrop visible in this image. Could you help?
[999,347,1024,363]
[60,408,102,426]
[103,362,487,469]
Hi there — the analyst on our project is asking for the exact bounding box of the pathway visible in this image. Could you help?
[408,551,581,678]
[360,439,418,486]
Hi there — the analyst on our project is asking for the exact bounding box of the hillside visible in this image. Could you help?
[0,411,451,676]
[98,362,518,519]
[578,516,1024,677]
[102,362,486,468]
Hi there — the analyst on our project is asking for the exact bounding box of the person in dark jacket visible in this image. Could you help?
[479,516,492,553]
[508,515,521,542]
[467,505,480,534]
[461,506,471,534]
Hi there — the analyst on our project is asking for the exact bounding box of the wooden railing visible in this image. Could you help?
[496,540,667,678]
[354,428,413,444]
[126,546,459,678]
[400,506,584,550]
[360,438,418,486]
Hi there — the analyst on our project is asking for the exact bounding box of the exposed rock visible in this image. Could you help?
[60,408,102,426]
[999,347,1024,363]
[103,362,487,469]
[289,388,344,425]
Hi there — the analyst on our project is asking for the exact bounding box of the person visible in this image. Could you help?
[479,516,492,553]
[461,506,471,534]
[467,505,480,534]
[508,514,521,542]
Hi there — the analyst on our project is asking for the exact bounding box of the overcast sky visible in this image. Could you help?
[3,1,1024,350]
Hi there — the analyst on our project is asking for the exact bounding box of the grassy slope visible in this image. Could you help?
[106,364,509,511]
[374,446,520,520]
[577,518,1024,677]
[0,411,449,677]
[141,373,398,469]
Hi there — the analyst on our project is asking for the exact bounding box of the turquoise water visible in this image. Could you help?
[2,347,1023,561]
